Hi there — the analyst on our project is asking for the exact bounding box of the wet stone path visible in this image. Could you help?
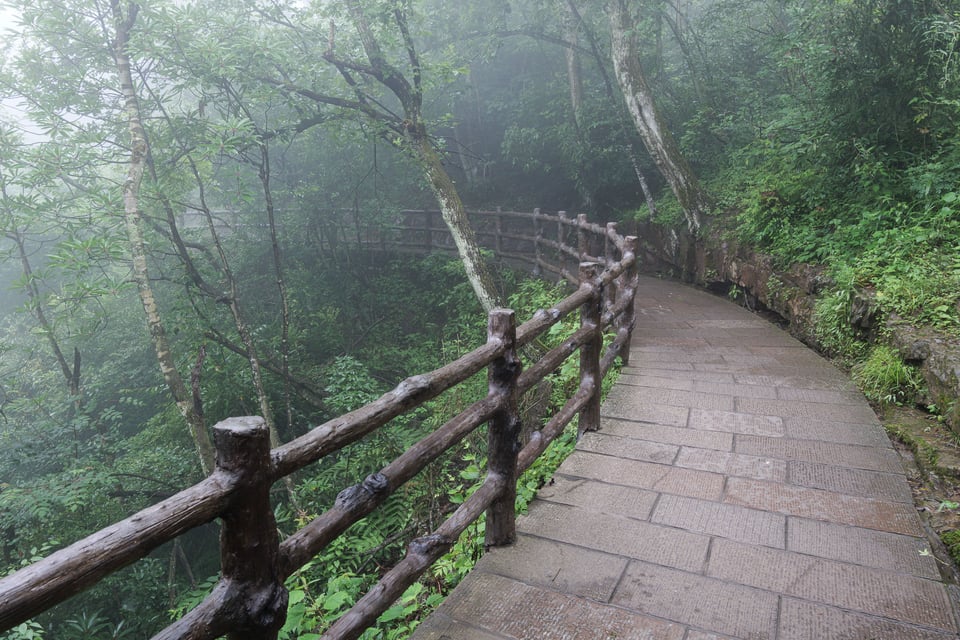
[412,276,960,639]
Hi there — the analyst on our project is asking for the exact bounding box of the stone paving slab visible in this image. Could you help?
[651,494,786,548]
[413,572,686,640]
[577,431,679,464]
[611,561,780,639]
[724,476,923,536]
[734,373,857,390]
[674,446,786,481]
[688,408,784,436]
[736,396,879,422]
[475,534,628,602]
[535,475,659,520]
[606,384,735,412]
[601,398,690,426]
[782,418,891,447]
[618,374,782,400]
[778,599,960,640]
[788,460,914,502]
[776,386,866,404]
[515,501,711,573]
[786,518,940,578]
[412,276,960,640]
[602,418,733,451]
[735,434,905,473]
[708,539,956,630]
[558,450,726,501]
[632,367,737,383]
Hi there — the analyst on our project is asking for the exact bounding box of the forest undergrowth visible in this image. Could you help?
[2,0,960,637]
[0,254,613,640]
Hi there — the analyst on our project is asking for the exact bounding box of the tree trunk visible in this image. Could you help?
[195,182,285,451]
[339,0,504,312]
[565,0,658,219]
[111,0,215,475]
[608,0,710,234]
[258,141,295,434]
[10,231,75,391]
[415,132,502,312]
[565,5,584,132]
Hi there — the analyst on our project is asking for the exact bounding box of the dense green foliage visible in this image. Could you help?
[680,1,960,332]
[0,0,958,636]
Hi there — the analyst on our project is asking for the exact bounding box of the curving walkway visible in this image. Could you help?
[412,276,960,640]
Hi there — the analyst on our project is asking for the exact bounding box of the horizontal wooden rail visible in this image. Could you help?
[0,210,639,640]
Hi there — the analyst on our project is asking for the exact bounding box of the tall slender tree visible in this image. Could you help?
[110,0,216,474]
[258,0,505,311]
[608,0,712,233]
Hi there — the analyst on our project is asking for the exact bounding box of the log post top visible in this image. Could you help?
[214,416,271,481]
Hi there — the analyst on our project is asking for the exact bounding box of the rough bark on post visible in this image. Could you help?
[215,417,287,639]
[533,208,543,276]
[485,309,521,548]
[557,211,567,282]
[604,222,619,313]
[577,213,591,259]
[604,222,618,263]
[579,263,603,434]
[619,236,639,368]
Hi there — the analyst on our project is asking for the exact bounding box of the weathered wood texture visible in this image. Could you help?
[0,211,638,640]
[485,310,522,548]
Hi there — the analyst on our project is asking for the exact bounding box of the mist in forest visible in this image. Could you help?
[0,0,958,636]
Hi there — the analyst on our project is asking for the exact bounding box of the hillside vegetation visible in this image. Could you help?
[0,0,958,637]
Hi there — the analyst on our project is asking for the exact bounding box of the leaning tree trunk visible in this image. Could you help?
[111,0,215,475]
[340,0,504,312]
[415,132,502,313]
[565,5,584,132]
[10,231,76,392]
[565,0,657,219]
[608,0,711,234]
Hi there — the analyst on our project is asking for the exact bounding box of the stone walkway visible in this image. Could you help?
[412,276,960,640]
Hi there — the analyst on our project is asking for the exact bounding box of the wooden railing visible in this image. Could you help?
[0,210,638,640]
[314,208,627,285]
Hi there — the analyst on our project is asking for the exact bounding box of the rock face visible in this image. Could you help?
[887,319,960,429]
[635,220,960,434]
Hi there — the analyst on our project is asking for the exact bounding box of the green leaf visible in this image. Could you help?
[377,605,406,623]
[322,590,353,612]
[937,500,959,512]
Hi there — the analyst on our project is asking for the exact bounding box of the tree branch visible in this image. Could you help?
[203,330,327,409]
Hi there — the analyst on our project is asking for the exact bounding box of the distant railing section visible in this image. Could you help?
[0,211,638,640]
[316,208,626,286]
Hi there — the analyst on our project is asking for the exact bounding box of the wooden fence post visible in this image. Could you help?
[425,210,434,252]
[495,206,503,258]
[605,222,617,263]
[579,263,602,434]
[604,222,619,313]
[557,211,567,282]
[215,417,287,640]
[577,213,590,259]
[532,208,542,276]
[485,309,521,547]
[619,236,639,368]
